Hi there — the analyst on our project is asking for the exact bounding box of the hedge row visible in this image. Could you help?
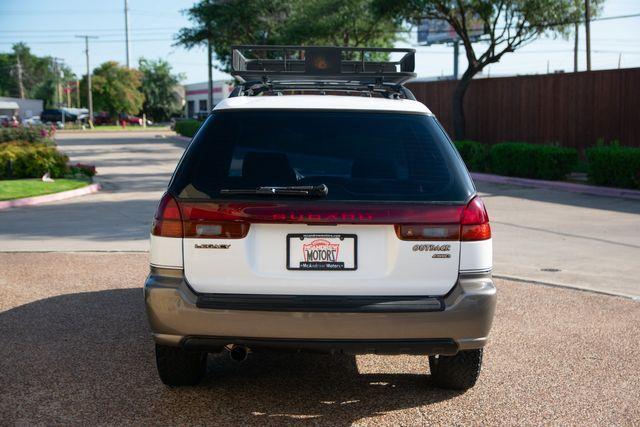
[0,126,52,144]
[586,146,640,189]
[453,141,578,181]
[174,120,202,138]
[453,140,488,172]
[0,142,69,179]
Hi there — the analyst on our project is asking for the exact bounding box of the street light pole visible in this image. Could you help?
[453,40,459,80]
[124,0,131,68]
[585,0,592,71]
[76,35,98,128]
[207,39,213,111]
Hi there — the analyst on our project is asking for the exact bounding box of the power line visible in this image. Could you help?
[0,27,180,34]
[0,38,174,46]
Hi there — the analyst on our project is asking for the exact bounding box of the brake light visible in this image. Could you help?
[151,194,251,239]
[460,197,491,241]
[151,196,490,241]
[395,224,460,241]
[151,193,182,237]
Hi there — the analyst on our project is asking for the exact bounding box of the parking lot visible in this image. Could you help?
[1,132,639,424]
[1,252,638,424]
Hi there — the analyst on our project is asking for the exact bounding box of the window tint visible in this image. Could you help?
[170,110,474,203]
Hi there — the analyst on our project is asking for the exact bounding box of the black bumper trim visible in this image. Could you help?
[181,337,458,355]
[195,293,445,313]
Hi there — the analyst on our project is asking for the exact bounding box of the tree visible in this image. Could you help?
[175,0,405,73]
[0,43,75,108]
[374,0,603,139]
[279,0,404,51]
[89,61,144,117]
[139,58,185,122]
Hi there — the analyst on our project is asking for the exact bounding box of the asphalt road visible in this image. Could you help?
[0,131,639,298]
[1,252,638,425]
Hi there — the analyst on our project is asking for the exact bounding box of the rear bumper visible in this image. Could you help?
[143,268,496,354]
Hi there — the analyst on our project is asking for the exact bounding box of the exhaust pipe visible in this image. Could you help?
[227,345,249,362]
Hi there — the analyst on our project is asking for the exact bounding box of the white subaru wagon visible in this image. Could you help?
[145,46,495,390]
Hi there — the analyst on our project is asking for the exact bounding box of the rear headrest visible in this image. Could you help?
[351,157,397,179]
[242,151,297,184]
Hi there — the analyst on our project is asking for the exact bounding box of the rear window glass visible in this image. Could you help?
[170,110,474,203]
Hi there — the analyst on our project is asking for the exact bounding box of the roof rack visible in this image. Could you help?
[230,45,417,99]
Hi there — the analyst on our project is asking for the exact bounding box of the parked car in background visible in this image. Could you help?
[94,112,152,126]
[0,115,19,127]
[41,109,78,124]
[93,112,113,125]
[22,116,42,126]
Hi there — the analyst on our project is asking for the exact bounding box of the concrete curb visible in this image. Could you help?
[471,172,640,201]
[0,183,101,210]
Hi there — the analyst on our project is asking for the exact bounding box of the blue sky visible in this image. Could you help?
[1,0,639,84]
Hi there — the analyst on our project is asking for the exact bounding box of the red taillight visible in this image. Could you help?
[394,197,491,242]
[183,221,250,239]
[151,197,490,241]
[151,194,251,239]
[152,193,183,237]
[460,197,491,241]
[395,224,460,241]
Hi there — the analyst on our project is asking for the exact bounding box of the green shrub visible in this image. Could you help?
[174,120,202,138]
[0,142,69,179]
[454,140,488,171]
[489,142,578,180]
[68,163,97,178]
[0,126,52,144]
[586,145,640,189]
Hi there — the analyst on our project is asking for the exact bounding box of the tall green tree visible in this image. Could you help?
[88,61,144,116]
[374,0,604,139]
[175,0,405,72]
[139,58,185,121]
[0,43,75,108]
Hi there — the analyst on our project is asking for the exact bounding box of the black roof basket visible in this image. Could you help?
[231,45,416,99]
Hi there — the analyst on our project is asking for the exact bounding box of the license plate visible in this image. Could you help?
[287,234,357,270]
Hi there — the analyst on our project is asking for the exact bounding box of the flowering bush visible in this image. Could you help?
[0,142,69,179]
[69,163,97,178]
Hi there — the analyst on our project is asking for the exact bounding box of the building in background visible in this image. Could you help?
[0,97,43,121]
[183,80,234,119]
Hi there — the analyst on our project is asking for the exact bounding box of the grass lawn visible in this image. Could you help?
[0,178,91,201]
[59,125,170,132]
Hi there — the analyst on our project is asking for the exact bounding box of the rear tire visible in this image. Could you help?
[429,348,483,390]
[155,344,207,386]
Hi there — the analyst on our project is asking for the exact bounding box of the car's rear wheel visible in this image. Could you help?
[429,348,483,390]
[155,344,207,386]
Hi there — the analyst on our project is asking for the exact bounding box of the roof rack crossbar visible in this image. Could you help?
[231,45,416,85]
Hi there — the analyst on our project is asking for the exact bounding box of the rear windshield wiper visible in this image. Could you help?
[220,184,328,197]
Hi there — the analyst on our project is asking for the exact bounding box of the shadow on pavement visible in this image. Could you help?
[0,289,459,425]
[477,181,640,215]
[0,198,155,242]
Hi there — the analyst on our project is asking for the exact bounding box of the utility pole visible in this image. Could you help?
[16,54,25,99]
[76,79,80,107]
[53,59,61,107]
[573,22,579,72]
[76,35,98,128]
[124,0,131,67]
[585,0,592,71]
[50,58,66,126]
[207,39,213,111]
[453,40,459,80]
